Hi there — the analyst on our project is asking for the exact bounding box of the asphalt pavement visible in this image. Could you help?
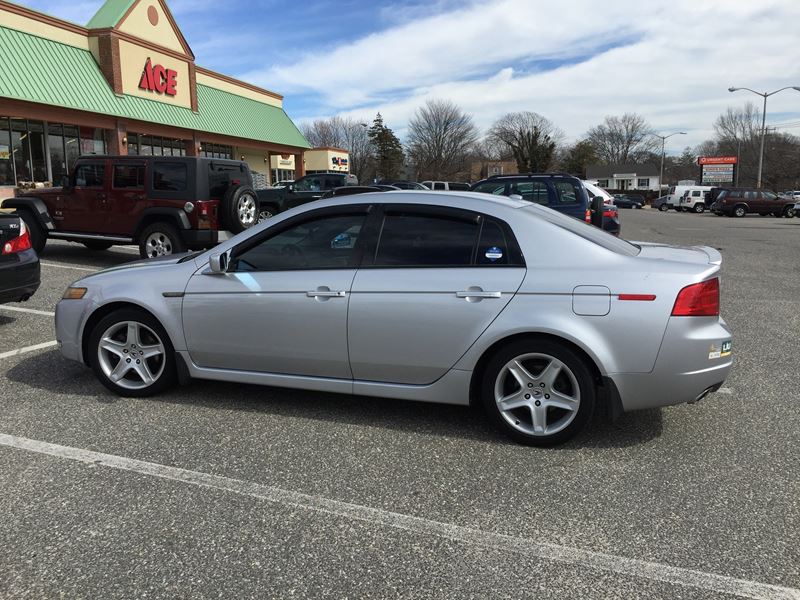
[0,211,798,599]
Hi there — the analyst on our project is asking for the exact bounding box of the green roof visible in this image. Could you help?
[0,25,310,149]
[86,0,137,29]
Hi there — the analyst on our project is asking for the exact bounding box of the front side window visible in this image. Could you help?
[294,177,323,192]
[374,212,478,267]
[692,191,702,197]
[74,163,105,188]
[113,164,145,189]
[153,162,187,191]
[234,213,366,271]
[433,182,446,190]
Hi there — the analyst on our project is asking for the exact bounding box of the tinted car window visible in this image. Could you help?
[745,191,757,200]
[554,181,580,204]
[153,163,187,191]
[113,164,144,189]
[235,213,366,271]
[374,212,478,267]
[472,181,507,195]
[433,182,446,190]
[476,219,510,265]
[762,191,777,201]
[449,182,471,191]
[74,163,105,188]
[294,176,323,192]
[509,181,549,205]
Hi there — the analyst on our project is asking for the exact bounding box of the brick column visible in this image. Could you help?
[294,152,305,178]
[107,120,127,156]
[186,132,202,157]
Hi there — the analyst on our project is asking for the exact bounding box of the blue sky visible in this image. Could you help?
[21,0,800,150]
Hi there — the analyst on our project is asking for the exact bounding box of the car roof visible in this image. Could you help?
[302,189,531,213]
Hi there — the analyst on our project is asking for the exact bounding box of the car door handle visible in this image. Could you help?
[307,290,347,298]
[456,290,502,299]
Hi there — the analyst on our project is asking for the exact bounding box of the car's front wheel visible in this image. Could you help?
[658,204,668,212]
[734,206,747,218]
[694,203,705,213]
[139,222,185,259]
[784,206,796,218]
[88,309,176,397]
[481,339,595,446]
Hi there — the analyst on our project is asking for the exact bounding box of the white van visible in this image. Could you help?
[677,186,714,213]
[421,181,471,191]
[666,185,708,210]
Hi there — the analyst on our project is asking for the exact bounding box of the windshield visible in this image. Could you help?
[522,203,640,256]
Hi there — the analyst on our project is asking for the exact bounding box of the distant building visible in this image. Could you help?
[470,160,518,182]
[586,164,661,191]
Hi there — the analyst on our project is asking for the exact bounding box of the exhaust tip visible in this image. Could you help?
[688,383,723,405]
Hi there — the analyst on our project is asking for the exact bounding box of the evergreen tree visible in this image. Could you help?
[368,113,404,181]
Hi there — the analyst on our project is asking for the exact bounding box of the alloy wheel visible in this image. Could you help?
[97,321,166,391]
[144,232,174,257]
[494,353,581,437]
[238,193,257,226]
[257,208,274,223]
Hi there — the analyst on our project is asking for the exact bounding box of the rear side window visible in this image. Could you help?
[448,182,471,191]
[74,163,105,188]
[113,164,144,189]
[510,181,549,205]
[472,181,507,195]
[762,192,777,201]
[433,182,446,190]
[374,213,478,266]
[476,219,511,265]
[554,181,581,204]
[153,162,187,191]
[745,191,757,200]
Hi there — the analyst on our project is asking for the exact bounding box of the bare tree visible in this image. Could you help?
[487,112,562,173]
[300,116,374,183]
[713,102,761,143]
[586,113,659,164]
[407,99,479,180]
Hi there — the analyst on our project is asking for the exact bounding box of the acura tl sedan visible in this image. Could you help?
[55,192,733,446]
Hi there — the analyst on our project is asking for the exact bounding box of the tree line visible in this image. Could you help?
[301,100,800,190]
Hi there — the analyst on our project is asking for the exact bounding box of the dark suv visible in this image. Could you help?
[5,156,259,258]
[710,188,796,218]
[256,172,358,217]
[470,174,619,235]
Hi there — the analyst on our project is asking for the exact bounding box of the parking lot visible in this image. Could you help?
[0,209,798,599]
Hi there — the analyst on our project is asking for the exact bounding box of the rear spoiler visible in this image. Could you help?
[696,245,722,266]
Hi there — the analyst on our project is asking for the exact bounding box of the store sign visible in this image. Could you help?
[332,157,348,168]
[698,156,737,165]
[702,164,735,184]
[0,144,9,160]
[138,58,177,97]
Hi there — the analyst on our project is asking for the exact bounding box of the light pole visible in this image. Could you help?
[728,86,800,188]
[652,131,686,194]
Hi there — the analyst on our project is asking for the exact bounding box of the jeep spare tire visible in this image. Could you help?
[223,185,258,234]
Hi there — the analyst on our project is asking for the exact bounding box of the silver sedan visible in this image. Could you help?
[55,192,733,446]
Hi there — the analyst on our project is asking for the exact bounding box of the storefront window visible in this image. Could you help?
[11,120,31,182]
[0,118,13,186]
[28,121,47,181]
[201,143,233,159]
[79,127,105,155]
[63,126,80,173]
[47,123,66,183]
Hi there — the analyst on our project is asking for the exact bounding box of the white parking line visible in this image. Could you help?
[0,306,55,317]
[0,341,58,360]
[0,433,796,600]
[40,262,98,272]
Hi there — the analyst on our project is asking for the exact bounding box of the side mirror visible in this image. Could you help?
[590,196,604,227]
[208,251,229,274]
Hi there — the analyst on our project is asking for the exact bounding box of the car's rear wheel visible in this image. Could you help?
[481,339,595,446]
[784,206,796,218]
[694,203,705,213]
[83,241,113,251]
[18,209,46,254]
[257,203,278,223]
[223,185,258,233]
[734,205,747,218]
[88,308,176,397]
[658,204,668,212]
[139,222,185,259]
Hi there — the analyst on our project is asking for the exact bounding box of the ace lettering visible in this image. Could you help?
[138,58,178,97]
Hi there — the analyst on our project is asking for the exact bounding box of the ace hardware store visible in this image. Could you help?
[0,0,316,199]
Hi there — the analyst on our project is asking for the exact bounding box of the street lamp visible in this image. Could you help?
[652,131,686,194]
[728,86,800,188]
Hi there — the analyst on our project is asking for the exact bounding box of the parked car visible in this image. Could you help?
[653,196,670,211]
[257,173,358,218]
[422,181,471,191]
[55,191,732,446]
[709,188,796,218]
[382,181,429,190]
[4,155,258,259]
[473,174,619,235]
[678,187,714,213]
[613,195,644,209]
[0,210,40,304]
[665,185,712,210]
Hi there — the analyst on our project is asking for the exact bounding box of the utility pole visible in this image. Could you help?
[652,131,686,193]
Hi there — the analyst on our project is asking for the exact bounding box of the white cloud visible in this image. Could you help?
[251,0,800,150]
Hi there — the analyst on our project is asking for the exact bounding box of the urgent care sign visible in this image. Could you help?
[119,39,191,109]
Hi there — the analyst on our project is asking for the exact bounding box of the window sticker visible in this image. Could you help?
[485,246,503,262]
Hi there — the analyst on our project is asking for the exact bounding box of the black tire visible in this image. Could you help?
[733,205,747,218]
[223,185,258,233]
[88,308,176,398]
[138,222,185,259]
[257,203,279,223]
[18,209,46,254]
[694,203,705,214]
[784,206,796,218]
[481,339,596,447]
[83,241,113,251]
[658,204,668,212]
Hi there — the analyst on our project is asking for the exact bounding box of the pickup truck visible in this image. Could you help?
[256,172,358,218]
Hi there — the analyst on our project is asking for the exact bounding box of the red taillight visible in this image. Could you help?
[2,221,32,255]
[603,209,616,219]
[584,209,591,223]
[672,278,720,317]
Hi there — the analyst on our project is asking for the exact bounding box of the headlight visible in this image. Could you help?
[62,287,88,300]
